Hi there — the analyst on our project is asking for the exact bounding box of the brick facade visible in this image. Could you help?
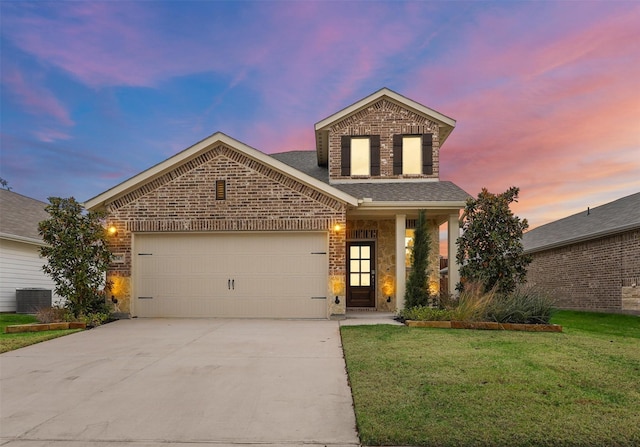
[105,143,347,314]
[526,229,640,312]
[328,99,440,180]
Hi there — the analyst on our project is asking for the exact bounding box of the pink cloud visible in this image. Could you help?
[33,128,73,143]
[420,5,640,229]
[2,65,74,128]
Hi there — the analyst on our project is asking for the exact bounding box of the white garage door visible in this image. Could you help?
[133,232,328,318]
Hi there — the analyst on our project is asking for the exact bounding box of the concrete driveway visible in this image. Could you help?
[0,319,360,447]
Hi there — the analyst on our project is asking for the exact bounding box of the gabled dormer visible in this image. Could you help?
[314,88,456,183]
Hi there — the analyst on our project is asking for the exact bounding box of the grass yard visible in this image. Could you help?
[341,310,640,447]
[0,314,83,354]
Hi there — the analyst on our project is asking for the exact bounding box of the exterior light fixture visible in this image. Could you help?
[107,225,118,237]
[333,223,342,232]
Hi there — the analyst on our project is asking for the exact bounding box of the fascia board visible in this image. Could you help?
[84,132,358,210]
[314,88,456,131]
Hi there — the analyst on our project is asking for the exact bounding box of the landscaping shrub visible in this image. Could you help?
[488,285,555,324]
[399,306,452,321]
[446,282,496,321]
[35,306,71,323]
[76,293,115,327]
[400,282,556,325]
[404,210,433,308]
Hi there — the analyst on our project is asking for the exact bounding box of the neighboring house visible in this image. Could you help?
[523,192,640,313]
[85,88,471,319]
[0,190,60,312]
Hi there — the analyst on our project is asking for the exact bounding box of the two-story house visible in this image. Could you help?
[85,88,471,319]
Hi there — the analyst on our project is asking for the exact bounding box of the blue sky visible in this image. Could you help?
[1,0,639,228]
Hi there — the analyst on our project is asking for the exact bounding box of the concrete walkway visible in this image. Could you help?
[340,311,404,326]
[0,319,360,447]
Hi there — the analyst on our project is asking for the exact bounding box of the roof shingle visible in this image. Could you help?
[523,192,640,253]
[0,190,49,242]
[270,150,471,202]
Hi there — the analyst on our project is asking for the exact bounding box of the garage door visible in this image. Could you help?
[133,232,328,318]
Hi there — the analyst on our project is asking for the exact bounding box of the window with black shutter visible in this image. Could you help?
[340,135,380,177]
[393,133,434,175]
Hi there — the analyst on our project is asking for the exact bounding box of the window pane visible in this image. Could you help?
[403,136,422,175]
[405,229,415,268]
[360,246,370,259]
[351,138,370,176]
[350,260,361,273]
[350,273,360,286]
[361,274,370,286]
[361,260,370,273]
[350,246,360,259]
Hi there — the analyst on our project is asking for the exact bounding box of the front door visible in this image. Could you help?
[347,241,375,308]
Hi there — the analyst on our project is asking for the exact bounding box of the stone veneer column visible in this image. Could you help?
[448,212,461,295]
[395,214,406,310]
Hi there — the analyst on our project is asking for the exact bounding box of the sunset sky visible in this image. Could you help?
[1,1,639,230]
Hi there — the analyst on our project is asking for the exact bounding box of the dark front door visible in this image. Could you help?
[347,241,375,308]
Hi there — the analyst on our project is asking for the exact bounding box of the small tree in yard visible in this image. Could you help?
[39,197,112,318]
[456,187,532,294]
[405,210,432,308]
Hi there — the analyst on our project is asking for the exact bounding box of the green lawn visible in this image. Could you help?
[0,314,83,354]
[341,310,640,447]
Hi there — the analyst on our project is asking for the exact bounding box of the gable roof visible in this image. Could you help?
[0,189,49,245]
[314,87,456,166]
[271,150,471,206]
[523,192,640,253]
[84,132,358,211]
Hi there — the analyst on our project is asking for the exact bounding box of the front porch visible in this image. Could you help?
[343,209,461,313]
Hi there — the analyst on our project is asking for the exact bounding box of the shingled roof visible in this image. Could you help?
[270,150,471,203]
[523,192,640,253]
[0,189,49,244]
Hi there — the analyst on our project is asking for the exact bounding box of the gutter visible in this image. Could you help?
[356,200,467,209]
[0,232,45,247]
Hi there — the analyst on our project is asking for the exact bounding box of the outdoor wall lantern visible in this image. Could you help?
[107,225,118,237]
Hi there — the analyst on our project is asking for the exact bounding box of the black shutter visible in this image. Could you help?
[370,135,380,176]
[341,136,351,176]
[422,133,433,175]
[393,134,403,175]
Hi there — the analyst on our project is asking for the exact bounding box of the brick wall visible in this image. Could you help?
[105,143,347,314]
[328,99,440,180]
[526,229,640,311]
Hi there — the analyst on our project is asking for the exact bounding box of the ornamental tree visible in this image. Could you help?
[456,187,532,294]
[38,197,112,317]
[404,210,432,308]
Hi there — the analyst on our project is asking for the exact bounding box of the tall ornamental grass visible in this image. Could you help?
[402,282,556,324]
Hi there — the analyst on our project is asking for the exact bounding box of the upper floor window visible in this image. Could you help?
[401,136,422,175]
[351,137,370,176]
[341,135,380,177]
[393,133,433,175]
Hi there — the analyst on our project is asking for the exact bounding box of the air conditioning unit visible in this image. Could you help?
[16,288,52,314]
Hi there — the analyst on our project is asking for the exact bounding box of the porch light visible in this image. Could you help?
[382,280,395,303]
[333,223,342,232]
[107,225,118,237]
